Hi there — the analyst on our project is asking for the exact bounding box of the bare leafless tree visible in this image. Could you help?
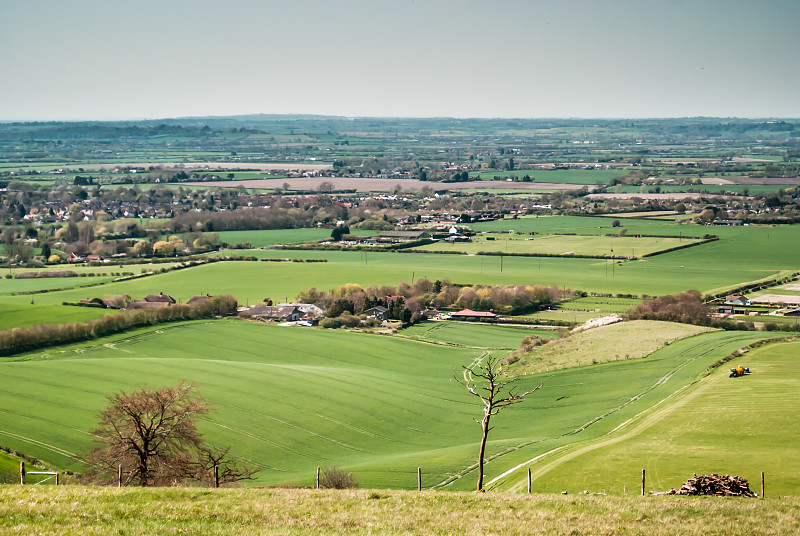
[86,382,254,487]
[197,445,258,487]
[460,354,541,491]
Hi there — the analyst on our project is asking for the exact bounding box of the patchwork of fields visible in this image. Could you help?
[1,216,800,495]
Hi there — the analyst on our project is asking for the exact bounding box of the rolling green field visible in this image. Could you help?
[417,234,700,258]
[0,319,788,492]
[501,338,800,496]
[399,321,559,349]
[0,303,116,330]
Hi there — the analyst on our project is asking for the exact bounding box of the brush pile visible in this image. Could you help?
[667,474,756,497]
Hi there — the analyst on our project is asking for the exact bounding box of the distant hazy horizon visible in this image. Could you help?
[1,0,798,121]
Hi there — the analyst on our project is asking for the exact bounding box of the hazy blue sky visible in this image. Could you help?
[1,0,798,120]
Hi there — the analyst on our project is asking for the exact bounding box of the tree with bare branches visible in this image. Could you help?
[87,382,256,487]
[460,354,541,491]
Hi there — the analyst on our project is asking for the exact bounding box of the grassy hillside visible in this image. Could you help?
[3,486,798,536]
[399,321,559,349]
[0,320,784,491]
[0,303,116,330]
[506,338,800,496]
[511,320,713,374]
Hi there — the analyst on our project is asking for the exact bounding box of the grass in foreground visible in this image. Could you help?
[1,486,798,536]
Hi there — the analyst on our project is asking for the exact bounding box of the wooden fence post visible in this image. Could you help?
[214,465,219,489]
[417,467,422,491]
[527,468,532,494]
[118,465,122,487]
[55,472,59,486]
[641,469,645,496]
[20,461,25,485]
[316,466,320,489]
[761,472,765,498]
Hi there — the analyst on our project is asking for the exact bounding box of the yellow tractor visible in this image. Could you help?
[729,364,750,378]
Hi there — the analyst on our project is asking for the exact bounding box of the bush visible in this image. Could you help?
[319,467,358,489]
[320,318,338,329]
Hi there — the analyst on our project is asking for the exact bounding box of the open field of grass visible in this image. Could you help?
[214,229,377,248]
[474,169,624,185]
[0,451,23,484]
[417,234,700,258]
[511,320,713,375]
[562,296,641,313]
[2,486,799,536]
[399,321,559,349]
[506,338,800,497]
[0,303,116,330]
[0,320,787,491]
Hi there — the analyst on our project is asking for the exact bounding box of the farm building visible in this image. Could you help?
[717,305,747,315]
[248,305,301,322]
[449,309,498,321]
[376,230,431,243]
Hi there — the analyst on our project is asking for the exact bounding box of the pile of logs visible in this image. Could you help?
[667,474,756,497]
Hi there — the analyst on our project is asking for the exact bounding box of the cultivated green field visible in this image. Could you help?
[502,338,800,496]
[0,303,115,330]
[399,321,559,348]
[0,319,787,492]
[561,296,642,313]
[474,169,624,185]
[214,228,376,248]
[417,234,699,258]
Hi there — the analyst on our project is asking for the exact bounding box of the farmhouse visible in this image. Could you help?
[187,295,211,305]
[449,309,498,321]
[144,293,177,305]
[364,306,389,321]
[125,293,177,310]
[277,303,326,318]
[725,295,751,306]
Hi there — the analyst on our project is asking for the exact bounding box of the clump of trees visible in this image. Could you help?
[0,295,237,356]
[625,290,711,325]
[87,382,256,487]
[296,279,560,325]
[503,334,549,365]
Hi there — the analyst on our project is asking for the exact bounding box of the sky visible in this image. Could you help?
[1,0,798,120]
